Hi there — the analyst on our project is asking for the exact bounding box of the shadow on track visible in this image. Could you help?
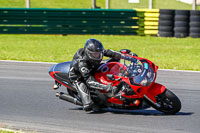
[69,107,193,116]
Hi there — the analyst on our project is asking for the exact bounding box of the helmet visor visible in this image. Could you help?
[86,49,103,60]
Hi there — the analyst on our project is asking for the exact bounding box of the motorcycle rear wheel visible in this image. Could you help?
[151,89,181,115]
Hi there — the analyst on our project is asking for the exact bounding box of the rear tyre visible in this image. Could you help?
[190,27,200,33]
[150,89,181,114]
[159,9,175,15]
[190,21,200,27]
[174,21,189,27]
[175,10,189,15]
[159,20,174,26]
[174,27,189,32]
[158,26,173,31]
[159,14,174,20]
[190,10,200,16]
[190,16,200,21]
[175,15,189,21]
[189,33,200,38]
[174,32,189,38]
[158,31,173,37]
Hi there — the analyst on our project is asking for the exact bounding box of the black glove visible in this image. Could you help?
[121,55,137,63]
[132,53,138,57]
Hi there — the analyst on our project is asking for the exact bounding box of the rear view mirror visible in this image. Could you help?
[106,74,115,81]
[120,49,131,54]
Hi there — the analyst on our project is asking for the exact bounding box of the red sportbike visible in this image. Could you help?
[49,49,181,114]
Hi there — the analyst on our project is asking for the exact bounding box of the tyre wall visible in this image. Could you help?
[158,9,175,37]
[158,9,200,38]
[190,10,200,38]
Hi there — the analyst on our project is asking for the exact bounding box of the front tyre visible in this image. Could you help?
[151,89,182,114]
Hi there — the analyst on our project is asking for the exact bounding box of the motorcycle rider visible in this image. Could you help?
[68,39,137,111]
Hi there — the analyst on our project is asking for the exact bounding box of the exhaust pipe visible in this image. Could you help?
[56,92,83,106]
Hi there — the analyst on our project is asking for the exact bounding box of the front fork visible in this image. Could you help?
[144,83,166,107]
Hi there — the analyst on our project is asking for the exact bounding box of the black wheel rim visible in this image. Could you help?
[155,95,174,112]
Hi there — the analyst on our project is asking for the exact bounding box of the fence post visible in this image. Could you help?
[149,0,153,9]
[192,0,196,10]
[106,0,110,9]
[92,0,96,9]
[26,0,30,8]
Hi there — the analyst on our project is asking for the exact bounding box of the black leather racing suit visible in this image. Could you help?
[68,48,122,110]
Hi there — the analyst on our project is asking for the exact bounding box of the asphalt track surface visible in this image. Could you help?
[0,61,200,133]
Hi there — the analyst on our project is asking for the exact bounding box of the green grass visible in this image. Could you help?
[0,0,105,9]
[0,130,13,133]
[0,0,199,10]
[0,35,199,71]
[111,0,200,10]
[0,128,22,133]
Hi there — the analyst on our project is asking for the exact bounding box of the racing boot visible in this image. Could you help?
[74,81,94,111]
[53,80,61,90]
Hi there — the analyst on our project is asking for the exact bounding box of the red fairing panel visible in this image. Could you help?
[107,97,123,104]
[50,71,60,80]
[94,62,126,85]
[50,71,72,89]
[145,83,166,103]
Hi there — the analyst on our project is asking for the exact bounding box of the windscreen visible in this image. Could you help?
[120,58,155,87]
[109,63,128,77]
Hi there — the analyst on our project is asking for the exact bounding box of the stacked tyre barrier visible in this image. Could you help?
[159,9,200,38]
[174,10,190,38]
[190,10,200,38]
[136,9,159,36]
[158,9,175,37]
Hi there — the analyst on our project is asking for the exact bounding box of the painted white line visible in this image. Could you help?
[0,60,57,64]
[0,60,200,73]
[158,69,200,73]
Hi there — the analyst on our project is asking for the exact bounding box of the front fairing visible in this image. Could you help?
[95,56,157,88]
[119,57,157,87]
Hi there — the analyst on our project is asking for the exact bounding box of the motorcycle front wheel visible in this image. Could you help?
[151,89,182,115]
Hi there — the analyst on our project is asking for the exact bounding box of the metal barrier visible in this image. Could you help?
[136,9,159,36]
[1,8,199,37]
[0,8,139,35]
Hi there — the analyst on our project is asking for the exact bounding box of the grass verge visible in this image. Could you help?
[0,130,13,133]
[0,35,199,71]
[0,0,199,10]
[0,0,105,9]
[0,128,23,133]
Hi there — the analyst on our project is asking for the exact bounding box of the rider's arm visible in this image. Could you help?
[86,76,112,91]
[104,49,121,59]
[104,49,137,63]
[78,60,113,92]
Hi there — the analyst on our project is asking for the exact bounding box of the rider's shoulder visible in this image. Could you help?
[73,48,84,59]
